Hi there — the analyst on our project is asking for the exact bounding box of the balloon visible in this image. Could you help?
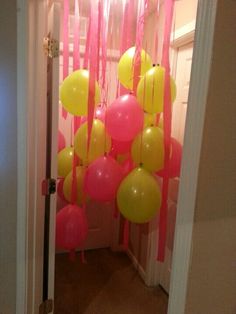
[106,94,144,142]
[118,47,152,90]
[85,156,123,202]
[111,139,132,155]
[74,119,111,164]
[57,178,67,202]
[137,66,176,113]
[58,147,74,177]
[144,113,156,128]
[58,130,66,152]
[56,204,88,250]
[60,69,100,116]
[117,167,161,223]
[131,126,164,172]
[157,138,182,178]
[63,166,86,205]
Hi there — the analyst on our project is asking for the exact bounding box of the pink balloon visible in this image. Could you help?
[85,156,123,202]
[111,139,132,155]
[157,138,182,178]
[106,94,144,141]
[58,130,66,152]
[56,204,88,250]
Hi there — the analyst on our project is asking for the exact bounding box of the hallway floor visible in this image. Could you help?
[55,248,168,314]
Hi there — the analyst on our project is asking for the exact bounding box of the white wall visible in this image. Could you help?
[0,0,17,312]
[184,2,236,312]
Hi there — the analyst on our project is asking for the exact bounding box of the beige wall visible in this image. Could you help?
[0,0,17,313]
[174,0,198,29]
[185,1,236,313]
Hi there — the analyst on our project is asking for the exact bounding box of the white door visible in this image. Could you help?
[159,41,194,293]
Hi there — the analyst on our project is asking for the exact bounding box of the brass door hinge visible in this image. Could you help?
[39,299,53,314]
[42,178,56,196]
[43,37,59,58]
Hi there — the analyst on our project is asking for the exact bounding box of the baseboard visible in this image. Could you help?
[126,249,148,285]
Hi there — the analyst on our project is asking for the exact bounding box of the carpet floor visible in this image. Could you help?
[55,249,168,314]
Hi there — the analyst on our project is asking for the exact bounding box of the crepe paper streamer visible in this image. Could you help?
[123,219,129,250]
[119,0,135,95]
[83,16,91,70]
[73,0,80,71]
[157,0,175,262]
[97,1,102,82]
[100,0,110,92]
[62,0,69,119]
[86,2,99,161]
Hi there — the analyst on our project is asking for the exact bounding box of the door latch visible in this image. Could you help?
[42,178,56,196]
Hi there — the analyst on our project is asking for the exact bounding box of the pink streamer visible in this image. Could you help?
[87,1,99,157]
[73,0,80,71]
[83,16,91,69]
[62,0,69,119]
[157,0,174,262]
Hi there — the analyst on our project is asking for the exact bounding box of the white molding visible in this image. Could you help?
[171,20,196,48]
[127,249,147,284]
[168,1,218,314]
[16,0,28,312]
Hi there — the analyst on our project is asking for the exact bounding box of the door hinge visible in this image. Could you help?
[39,299,53,314]
[42,178,56,196]
[43,37,59,58]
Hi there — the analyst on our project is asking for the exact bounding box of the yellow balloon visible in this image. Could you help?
[60,69,100,116]
[144,113,156,127]
[63,166,86,205]
[118,47,153,90]
[74,119,111,164]
[131,126,164,172]
[137,66,176,114]
[57,147,74,178]
[117,167,161,223]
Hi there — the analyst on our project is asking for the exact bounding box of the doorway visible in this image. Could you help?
[17,0,223,314]
[52,1,198,313]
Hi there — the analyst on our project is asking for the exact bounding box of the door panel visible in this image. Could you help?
[172,42,193,144]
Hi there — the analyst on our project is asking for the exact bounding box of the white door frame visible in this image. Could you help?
[168,1,218,313]
[16,1,218,313]
[145,19,196,289]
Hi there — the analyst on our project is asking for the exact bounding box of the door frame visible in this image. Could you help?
[16,1,218,313]
[145,19,196,289]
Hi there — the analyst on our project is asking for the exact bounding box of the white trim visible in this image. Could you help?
[127,249,147,284]
[171,20,196,48]
[16,0,28,312]
[168,1,218,314]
